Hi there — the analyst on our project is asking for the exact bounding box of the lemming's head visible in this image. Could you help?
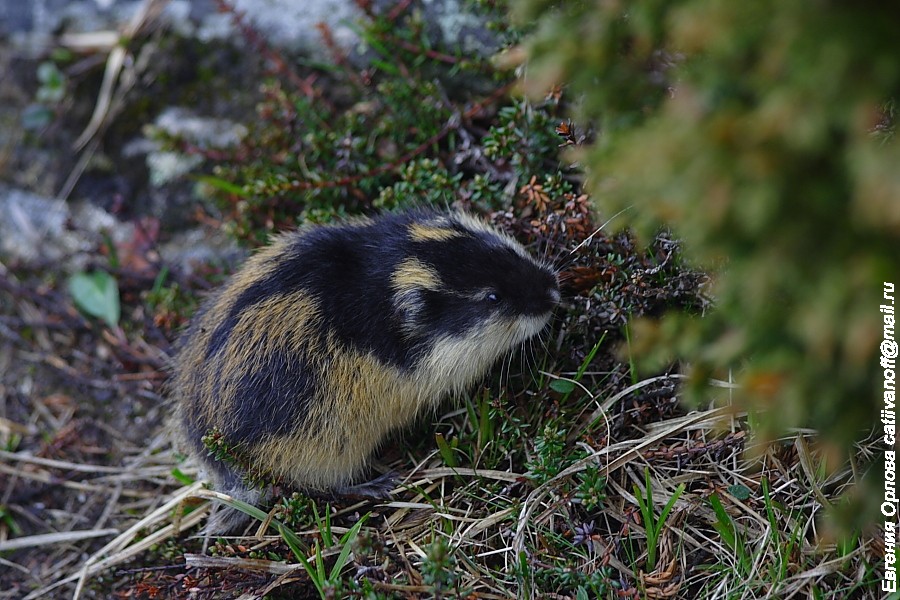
[389,211,559,364]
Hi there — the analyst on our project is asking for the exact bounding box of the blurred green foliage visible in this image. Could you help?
[202,3,541,244]
[515,0,900,447]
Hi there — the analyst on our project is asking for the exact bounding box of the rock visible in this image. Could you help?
[2,0,498,59]
[0,184,243,277]
[418,0,500,56]
[139,105,249,189]
[0,185,133,269]
[227,0,364,57]
[0,1,215,57]
[159,227,245,276]
[127,107,248,227]
[144,152,204,188]
[150,107,248,151]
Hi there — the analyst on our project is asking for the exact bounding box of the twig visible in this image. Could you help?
[183,553,298,574]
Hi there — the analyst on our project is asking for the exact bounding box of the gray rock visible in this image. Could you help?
[226,0,364,57]
[0,185,133,269]
[0,188,69,262]
[420,0,500,56]
[150,107,248,151]
[2,0,497,59]
[145,151,204,187]
[135,106,247,188]
[0,184,240,276]
[0,0,499,271]
[159,226,245,276]
[0,0,215,38]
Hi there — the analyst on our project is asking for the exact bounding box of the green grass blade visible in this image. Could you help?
[329,513,370,580]
[709,493,736,549]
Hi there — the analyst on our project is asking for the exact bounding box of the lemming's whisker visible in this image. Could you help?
[568,205,634,256]
[498,340,513,391]
[526,340,538,381]
[554,255,581,275]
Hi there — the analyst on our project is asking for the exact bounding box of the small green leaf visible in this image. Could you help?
[21,104,53,130]
[549,379,576,394]
[36,62,66,103]
[69,271,120,327]
[435,433,458,468]
[170,468,194,485]
[709,494,736,548]
[50,48,74,63]
[0,505,23,536]
[727,484,752,501]
[196,175,250,197]
[37,62,62,84]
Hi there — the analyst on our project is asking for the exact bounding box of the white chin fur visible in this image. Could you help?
[417,312,551,397]
[517,312,552,341]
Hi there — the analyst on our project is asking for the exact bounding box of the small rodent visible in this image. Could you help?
[172,209,559,530]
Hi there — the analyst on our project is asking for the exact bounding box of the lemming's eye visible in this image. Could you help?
[486,292,500,303]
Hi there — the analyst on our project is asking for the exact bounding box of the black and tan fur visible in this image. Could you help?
[172,210,559,529]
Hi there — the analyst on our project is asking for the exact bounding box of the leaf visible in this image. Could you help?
[68,271,120,327]
[549,379,576,394]
[196,175,249,197]
[709,494,737,548]
[21,104,53,131]
[170,468,194,485]
[727,484,752,501]
[37,61,63,85]
[329,513,369,580]
[435,432,458,468]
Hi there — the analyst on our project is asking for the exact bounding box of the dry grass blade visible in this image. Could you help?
[0,529,119,552]
[72,0,170,150]
[21,482,206,600]
[0,449,148,473]
[583,373,740,434]
[183,554,299,575]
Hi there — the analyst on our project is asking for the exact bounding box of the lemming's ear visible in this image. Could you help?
[394,288,427,339]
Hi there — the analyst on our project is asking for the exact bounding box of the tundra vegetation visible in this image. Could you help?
[0,0,890,598]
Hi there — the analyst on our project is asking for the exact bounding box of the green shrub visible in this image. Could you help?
[198,3,522,243]
[515,0,900,449]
